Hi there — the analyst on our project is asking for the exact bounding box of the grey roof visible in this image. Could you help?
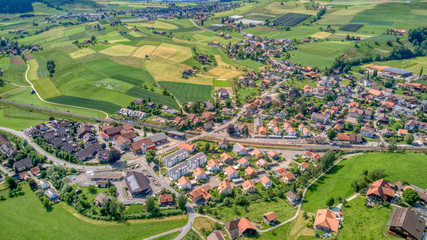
[187,152,206,165]
[14,158,32,170]
[95,193,111,204]
[164,148,188,163]
[384,67,412,75]
[149,132,167,143]
[387,208,425,240]
[125,171,151,194]
[168,161,189,175]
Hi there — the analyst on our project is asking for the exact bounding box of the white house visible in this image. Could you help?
[177,176,192,191]
[186,152,207,170]
[225,166,239,179]
[233,143,247,156]
[163,149,189,167]
[261,175,273,188]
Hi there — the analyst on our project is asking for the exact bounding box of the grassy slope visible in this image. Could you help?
[302,152,427,212]
[0,184,187,240]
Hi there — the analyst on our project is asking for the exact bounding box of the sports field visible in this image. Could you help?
[303,152,427,212]
[0,184,187,240]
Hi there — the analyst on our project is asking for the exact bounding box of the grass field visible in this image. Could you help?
[209,55,243,80]
[337,197,394,240]
[48,95,122,114]
[211,197,297,224]
[33,77,61,99]
[273,13,312,26]
[0,184,188,240]
[69,48,96,59]
[302,152,427,213]
[100,44,137,56]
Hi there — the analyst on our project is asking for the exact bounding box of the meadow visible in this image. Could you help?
[302,152,427,213]
[0,184,188,240]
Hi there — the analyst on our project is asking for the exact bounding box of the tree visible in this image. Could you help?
[145,196,156,212]
[177,194,187,211]
[404,133,414,144]
[88,185,97,194]
[388,137,397,152]
[402,188,420,204]
[107,148,121,163]
[327,128,337,140]
[146,149,156,163]
[367,169,386,182]
[326,197,334,208]
[419,66,423,77]
[6,177,17,190]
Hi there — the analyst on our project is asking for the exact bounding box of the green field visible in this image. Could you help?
[159,82,213,103]
[302,153,427,213]
[0,184,188,240]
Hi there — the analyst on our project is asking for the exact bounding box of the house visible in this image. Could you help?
[263,212,277,225]
[337,133,362,143]
[360,126,375,138]
[168,161,190,180]
[303,151,313,159]
[387,208,425,240]
[38,179,50,190]
[19,171,30,181]
[187,152,207,170]
[314,209,340,232]
[251,148,264,158]
[149,133,168,145]
[130,138,155,154]
[311,112,329,125]
[114,135,131,150]
[261,175,272,188]
[75,142,101,161]
[225,217,257,240]
[188,185,212,204]
[218,88,230,99]
[207,159,221,172]
[124,171,151,196]
[30,166,41,176]
[241,180,256,193]
[281,172,296,183]
[220,152,234,164]
[398,129,408,136]
[159,193,174,206]
[219,180,233,195]
[218,139,229,150]
[233,143,247,156]
[273,168,287,177]
[45,188,58,201]
[267,150,279,160]
[225,166,239,179]
[207,231,225,240]
[95,193,111,206]
[177,143,195,153]
[14,157,33,172]
[194,167,207,180]
[298,162,309,172]
[256,158,268,168]
[287,191,299,206]
[366,179,395,202]
[245,167,257,177]
[239,157,250,167]
[163,149,189,166]
[177,176,192,191]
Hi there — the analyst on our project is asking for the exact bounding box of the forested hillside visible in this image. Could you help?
[0,0,34,14]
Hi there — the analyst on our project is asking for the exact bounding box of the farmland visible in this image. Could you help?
[339,24,364,32]
[273,13,312,26]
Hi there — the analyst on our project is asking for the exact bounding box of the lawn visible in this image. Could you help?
[302,152,427,213]
[336,197,394,240]
[152,232,180,240]
[0,184,188,240]
[210,196,297,224]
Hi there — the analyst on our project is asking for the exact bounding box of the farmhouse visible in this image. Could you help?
[95,193,111,207]
[159,193,174,206]
[387,208,425,240]
[225,217,257,239]
[314,209,340,232]
[366,179,395,202]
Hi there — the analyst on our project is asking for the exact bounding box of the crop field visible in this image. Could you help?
[159,82,212,103]
[110,56,143,69]
[48,95,122,114]
[303,153,427,213]
[134,20,179,30]
[317,4,375,25]
[205,24,224,32]
[132,45,157,58]
[273,13,312,26]
[27,59,39,81]
[339,24,364,32]
[309,32,332,39]
[208,55,243,80]
[100,44,137,56]
[33,77,61,99]
[10,56,25,65]
[69,48,96,59]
